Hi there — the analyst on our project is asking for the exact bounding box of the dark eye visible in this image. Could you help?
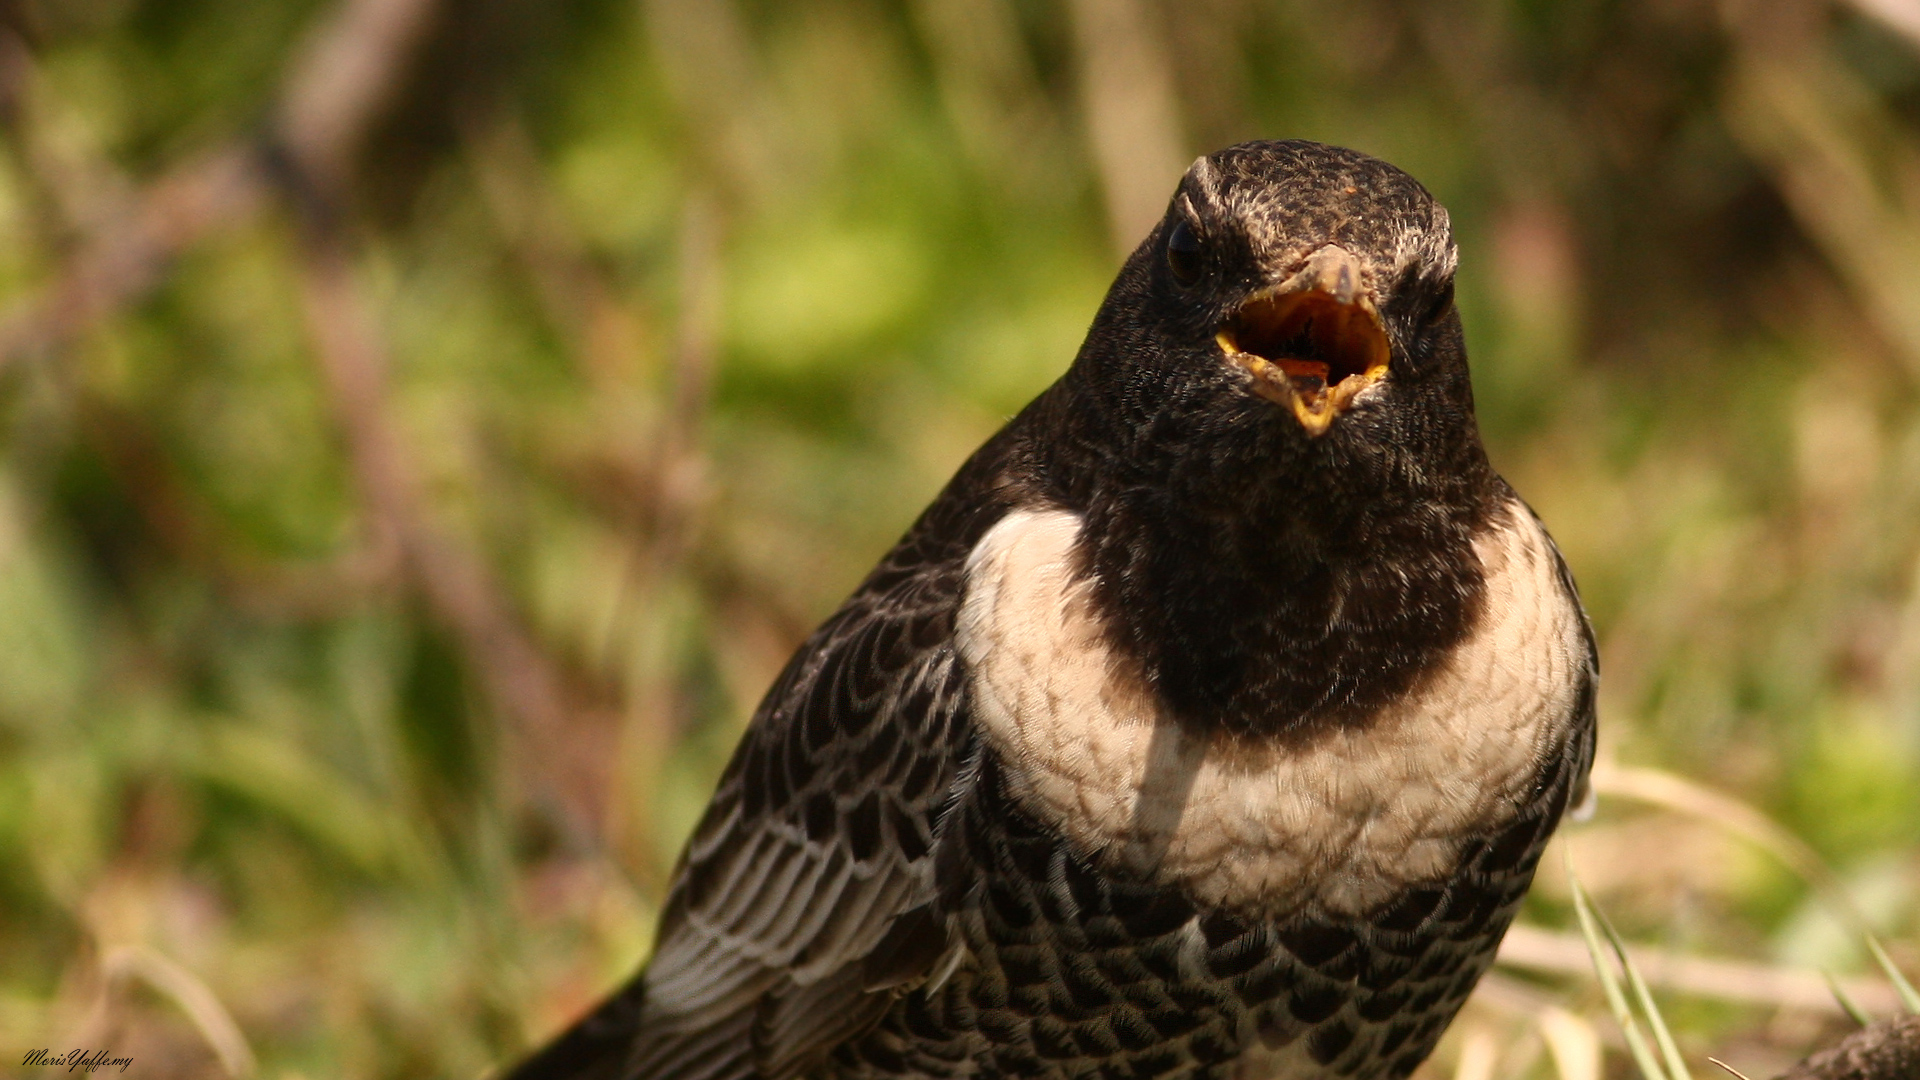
[1424,280,1456,323]
[1166,219,1203,286]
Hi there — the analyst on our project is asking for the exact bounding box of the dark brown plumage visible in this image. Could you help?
[504,139,1596,1080]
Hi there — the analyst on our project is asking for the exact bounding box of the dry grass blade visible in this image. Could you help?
[1705,1057,1754,1080]
[1537,1005,1602,1080]
[1591,765,1874,939]
[1452,1023,1499,1080]
[1593,766,1917,1023]
[100,945,257,1078]
[1498,925,1904,1015]
[1570,865,1671,1080]
[1842,0,1920,52]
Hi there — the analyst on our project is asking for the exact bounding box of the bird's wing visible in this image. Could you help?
[497,441,1025,1080]
[597,540,980,1080]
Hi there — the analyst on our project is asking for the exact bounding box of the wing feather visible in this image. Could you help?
[505,442,1022,1080]
[702,833,786,927]
[635,1010,756,1080]
[751,964,892,1079]
[612,560,979,1078]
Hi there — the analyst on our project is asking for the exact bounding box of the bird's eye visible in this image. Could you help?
[1422,280,1456,325]
[1166,219,1203,286]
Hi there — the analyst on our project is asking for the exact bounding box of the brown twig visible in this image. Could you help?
[0,145,263,373]
[653,193,720,569]
[463,113,726,863]
[1719,0,1920,378]
[0,0,605,838]
[287,223,608,841]
[463,114,647,388]
[0,26,408,631]
[641,0,778,201]
[603,192,724,876]
[1064,0,1189,257]
[276,0,442,191]
[0,0,441,373]
[272,0,613,842]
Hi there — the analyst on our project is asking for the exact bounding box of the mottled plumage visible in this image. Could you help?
[505,140,1596,1080]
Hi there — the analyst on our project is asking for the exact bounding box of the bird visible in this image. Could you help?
[503,139,1596,1080]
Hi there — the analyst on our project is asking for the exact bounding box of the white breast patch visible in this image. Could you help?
[954,501,1588,917]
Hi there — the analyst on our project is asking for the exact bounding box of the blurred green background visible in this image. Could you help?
[1,0,1917,1076]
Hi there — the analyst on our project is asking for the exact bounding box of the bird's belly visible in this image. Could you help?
[955,501,1589,918]
[830,749,1568,1080]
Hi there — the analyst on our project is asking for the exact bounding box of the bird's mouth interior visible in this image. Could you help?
[1217,290,1390,434]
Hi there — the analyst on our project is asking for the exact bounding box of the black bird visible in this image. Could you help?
[505,140,1596,1080]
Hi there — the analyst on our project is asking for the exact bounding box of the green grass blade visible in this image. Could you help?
[1590,899,1693,1080]
[1569,869,1670,1080]
[1865,936,1920,1014]
[1822,970,1872,1027]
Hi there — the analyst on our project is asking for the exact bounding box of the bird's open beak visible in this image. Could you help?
[1216,244,1390,437]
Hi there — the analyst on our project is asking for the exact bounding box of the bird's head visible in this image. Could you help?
[1067,140,1482,512]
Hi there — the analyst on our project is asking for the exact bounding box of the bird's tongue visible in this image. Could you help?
[1273,359,1332,406]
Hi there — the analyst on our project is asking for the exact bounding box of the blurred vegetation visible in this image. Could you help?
[0,0,1917,1077]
